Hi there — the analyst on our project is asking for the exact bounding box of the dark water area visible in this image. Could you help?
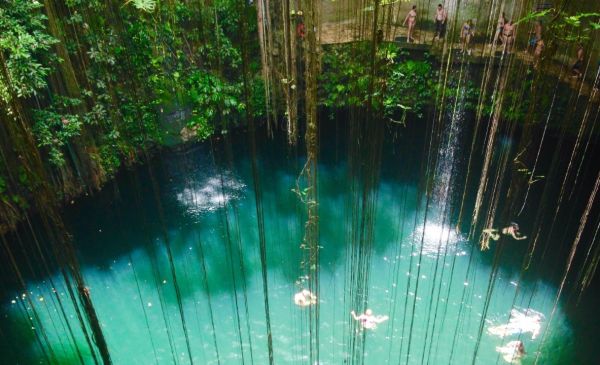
[1,85,600,364]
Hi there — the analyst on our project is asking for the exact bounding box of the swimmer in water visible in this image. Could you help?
[294,289,317,307]
[350,309,389,330]
[488,308,543,340]
[496,340,525,363]
[481,222,527,250]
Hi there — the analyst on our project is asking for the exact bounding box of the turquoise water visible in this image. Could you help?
[0,128,581,364]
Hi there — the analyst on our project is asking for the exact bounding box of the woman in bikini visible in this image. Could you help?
[403,5,417,43]
[502,20,515,54]
[461,19,474,54]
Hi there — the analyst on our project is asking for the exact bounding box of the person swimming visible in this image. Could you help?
[350,309,389,330]
[481,222,527,250]
[496,340,525,364]
[488,308,543,340]
[294,289,317,307]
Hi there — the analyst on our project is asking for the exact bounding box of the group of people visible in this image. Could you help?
[294,289,389,330]
[488,308,544,363]
[401,4,447,44]
[399,4,596,83]
[492,12,517,55]
[481,222,527,250]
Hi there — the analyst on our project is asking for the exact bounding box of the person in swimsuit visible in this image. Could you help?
[502,20,515,54]
[433,4,447,42]
[294,289,317,307]
[350,309,389,330]
[493,12,506,46]
[489,308,543,340]
[460,19,474,54]
[496,340,525,364]
[403,5,417,43]
[481,222,527,250]
[571,44,585,78]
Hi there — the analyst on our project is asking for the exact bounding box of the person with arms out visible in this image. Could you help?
[350,309,389,330]
[481,222,527,250]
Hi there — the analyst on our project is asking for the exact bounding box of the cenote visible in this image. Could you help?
[1,1,600,365]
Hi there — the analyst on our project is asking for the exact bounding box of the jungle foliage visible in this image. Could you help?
[0,0,261,228]
[320,43,437,121]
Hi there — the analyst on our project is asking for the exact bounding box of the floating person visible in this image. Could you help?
[493,12,506,46]
[432,4,448,42]
[460,19,475,55]
[481,222,527,250]
[294,289,317,307]
[488,308,543,340]
[571,43,585,79]
[496,340,525,364]
[403,5,417,43]
[502,222,527,240]
[350,309,389,330]
[502,20,515,54]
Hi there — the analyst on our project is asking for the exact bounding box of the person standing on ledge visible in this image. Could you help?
[403,5,417,43]
[502,20,515,54]
[571,43,585,79]
[461,19,475,55]
[492,12,506,47]
[433,4,448,42]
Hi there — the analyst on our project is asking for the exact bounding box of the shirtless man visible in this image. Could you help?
[294,289,317,307]
[350,309,389,330]
[433,4,447,42]
[502,20,515,54]
[403,5,417,43]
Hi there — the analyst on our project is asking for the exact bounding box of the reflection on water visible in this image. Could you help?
[411,222,467,257]
[176,173,245,215]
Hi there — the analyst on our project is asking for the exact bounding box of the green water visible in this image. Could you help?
[0,128,583,364]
